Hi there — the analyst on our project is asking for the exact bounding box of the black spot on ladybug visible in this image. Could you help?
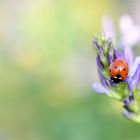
[114,66,117,68]
[109,69,111,72]
[116,74,121,78]
[111,77,123,83]
[123,68,126,71]
[111,74,123,83]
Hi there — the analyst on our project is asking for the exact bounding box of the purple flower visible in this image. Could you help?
[92,34,140,123]
[120,15,140,47]
[102,15,140,47]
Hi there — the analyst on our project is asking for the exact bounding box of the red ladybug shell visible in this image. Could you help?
[109,58,129,82]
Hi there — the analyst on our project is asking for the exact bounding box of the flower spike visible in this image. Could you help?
[92,33,140,123]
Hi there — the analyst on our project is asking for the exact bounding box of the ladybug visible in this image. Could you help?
[109,58,129,83]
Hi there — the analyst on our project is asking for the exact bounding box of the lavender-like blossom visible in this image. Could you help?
[102,15,140,47]
[92,34,140,123]
[119,15,140,47]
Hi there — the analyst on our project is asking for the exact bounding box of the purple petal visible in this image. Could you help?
[108,53,113,65]
[123,110,140,123]
[93,40,104,56]
[107,37,113,47]
[93,39,99,49]
[129,65,140,91]
[92,83,106,94]
[129,92,134,101]
[99,46,104,56]
[122,110,134,119]
[123,92,134,112]
[114,50,121,59]
[97,55,104,69]
[98,70,109,88]
[126,60,140,91]
[124,98,130,107]
[123,103,133,113]
[119,52,128,60]
[123,46,134,67]
[129,57,140,75]
[102,16,115,39]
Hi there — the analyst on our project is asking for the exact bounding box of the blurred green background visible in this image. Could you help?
[0,0,140,139]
